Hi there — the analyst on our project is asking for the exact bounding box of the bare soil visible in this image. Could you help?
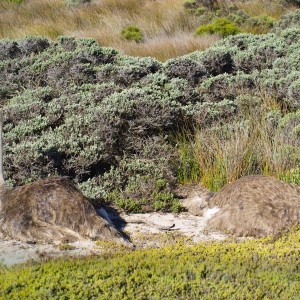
[0,208,225,266]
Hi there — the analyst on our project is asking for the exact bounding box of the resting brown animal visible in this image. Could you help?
[0,177,129,244]
[208,175,300,237]
[0,109,130,244]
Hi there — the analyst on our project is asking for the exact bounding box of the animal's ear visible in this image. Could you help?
[0,108,4,187]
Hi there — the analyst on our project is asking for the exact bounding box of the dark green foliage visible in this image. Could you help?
[65,0,91,6]
[0,11,299,212]
[121,25,144,43]
[195,18,241,37]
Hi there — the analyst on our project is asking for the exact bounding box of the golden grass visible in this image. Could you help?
[0,0,219,60]
[176,97,300,191]
[1,0,297,59]
[235,0,297,19]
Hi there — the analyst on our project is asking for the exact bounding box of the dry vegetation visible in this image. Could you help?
[0,0,218,60]
[0,0,297,60]
[177,96,300,191]
[0,2,300,298]
[1,7,299,211]
[234,0,294,19]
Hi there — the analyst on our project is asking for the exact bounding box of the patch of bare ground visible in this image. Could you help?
[0,208,227,266]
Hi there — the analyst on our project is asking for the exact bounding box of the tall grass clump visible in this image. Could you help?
[176,97,300,191]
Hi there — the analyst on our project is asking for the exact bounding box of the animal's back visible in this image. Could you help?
[0,177,127,244]
[208,175,300,237]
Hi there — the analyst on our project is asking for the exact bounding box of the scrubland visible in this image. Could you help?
[1,10,299,212]
[0,0,298,60]
[0,1,300,298]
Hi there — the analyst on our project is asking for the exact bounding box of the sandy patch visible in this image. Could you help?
[121,211,226,244]
[0,237,102,266]
[0,210,227,266]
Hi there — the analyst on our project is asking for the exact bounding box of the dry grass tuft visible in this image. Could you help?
[176,97,300,191]
[235,0,297,19]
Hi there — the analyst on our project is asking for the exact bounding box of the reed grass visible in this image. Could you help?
[176,97,300,191]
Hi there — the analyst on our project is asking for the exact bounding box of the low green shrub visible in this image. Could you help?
[1,227,300,299]
[121,25,144,43]
[195,18,241,37]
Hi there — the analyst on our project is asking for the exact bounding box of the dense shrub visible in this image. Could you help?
[164,57,207,85]
[187,1,280,35]
[121,25,144,43]
[201,47,235,75]
[0,12,299,212]
[273,9,300,31]
[114,56,161,86]
[195,18,241,37]
[184,0,220,11]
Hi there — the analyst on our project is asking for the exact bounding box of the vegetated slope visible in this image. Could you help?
[0,0,299,60]
[0,11,299,212]
[1,227,300,299]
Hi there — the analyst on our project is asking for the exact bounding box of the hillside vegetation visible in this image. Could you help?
[1,4,300,299]
[0,0,299,60]
[0,10,299,212]
[1,227,300,299]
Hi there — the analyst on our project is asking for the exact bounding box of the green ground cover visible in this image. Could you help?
[1,227,300,299]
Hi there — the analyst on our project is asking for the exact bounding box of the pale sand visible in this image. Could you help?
[0,208,226,266]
